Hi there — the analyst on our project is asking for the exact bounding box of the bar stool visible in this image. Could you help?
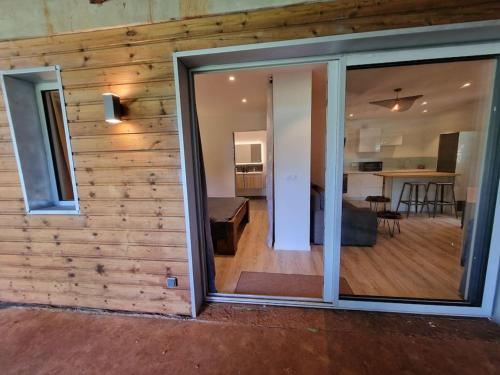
[377,210,402,237]
[396,182,429,217]
[422,182,458,218]
[365,195,391,212]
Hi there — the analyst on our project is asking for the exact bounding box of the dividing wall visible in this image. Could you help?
[273,70,312,251]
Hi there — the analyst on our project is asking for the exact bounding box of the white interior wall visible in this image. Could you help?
[344,59,496,172]
[199,113,266,197]
[344,101,485,167]
[273,70,312,251]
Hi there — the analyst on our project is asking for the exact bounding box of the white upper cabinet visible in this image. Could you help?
[359,128,381,152]
[380,133,403,146]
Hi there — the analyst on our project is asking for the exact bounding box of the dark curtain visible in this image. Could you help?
[266,80,275,247]
[43,90,74,201]
[192,97,217,293]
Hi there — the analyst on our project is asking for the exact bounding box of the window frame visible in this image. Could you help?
[0,66,80,215]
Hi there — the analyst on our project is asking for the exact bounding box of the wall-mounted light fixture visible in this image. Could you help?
[102,93,122,124]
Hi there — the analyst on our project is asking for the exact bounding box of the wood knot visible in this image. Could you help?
[96,264,105,275]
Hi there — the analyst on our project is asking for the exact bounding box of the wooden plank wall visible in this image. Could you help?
[0,0,498,315]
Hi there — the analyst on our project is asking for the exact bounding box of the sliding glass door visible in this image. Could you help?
[329,52,500,312]
[192,60,335,302]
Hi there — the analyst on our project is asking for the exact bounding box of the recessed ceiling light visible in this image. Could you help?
[422,109,428,113]
[349,113,354,118]
[229,76,235,82]
[241,98,247,103]
[421,101,428,106]
[460,82,471,88]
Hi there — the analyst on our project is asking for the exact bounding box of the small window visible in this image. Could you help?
[0,67,79,214]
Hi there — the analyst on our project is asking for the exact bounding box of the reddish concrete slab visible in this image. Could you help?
[0,303,499,375]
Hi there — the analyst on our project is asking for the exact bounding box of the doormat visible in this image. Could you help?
[235,272,353,298]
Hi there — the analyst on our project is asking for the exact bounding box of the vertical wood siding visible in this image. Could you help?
[0,0,498,315]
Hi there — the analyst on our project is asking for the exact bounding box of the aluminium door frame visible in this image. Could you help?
[184,56,340,311]
[336,45,500,318]
[173,22,500,318]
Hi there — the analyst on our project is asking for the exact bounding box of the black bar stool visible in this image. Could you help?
[396,182,429,217]
[422,182,458,218]
[365,195,391,212]
[377,210,402,237]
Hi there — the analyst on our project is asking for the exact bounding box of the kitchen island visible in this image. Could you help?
[374,170,459,212]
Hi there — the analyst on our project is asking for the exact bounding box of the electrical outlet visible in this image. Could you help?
[166,277,178,288]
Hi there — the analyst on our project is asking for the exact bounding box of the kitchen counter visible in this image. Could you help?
[344,169,437,175]
[374,171,459,178]
[375,170,458,211]
[344,170,381,174]
[343,169,459,205]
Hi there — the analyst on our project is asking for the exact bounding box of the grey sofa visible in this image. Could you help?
[310,185,378,246]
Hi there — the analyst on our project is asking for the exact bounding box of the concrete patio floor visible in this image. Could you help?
[0,303,499,374]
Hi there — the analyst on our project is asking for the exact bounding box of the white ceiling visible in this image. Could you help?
[195,59,496,121]
[194,64,326,116]
[346,59,496,121]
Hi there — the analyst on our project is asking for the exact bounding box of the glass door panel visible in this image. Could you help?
[338,57,498,303]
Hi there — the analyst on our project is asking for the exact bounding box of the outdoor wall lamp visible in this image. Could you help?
[102,93,123,124]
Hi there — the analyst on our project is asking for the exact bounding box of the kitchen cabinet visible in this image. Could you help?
[244,173,265,189]
[236,173,266,196]
[380,133,403,146]
[344,173,383,200]
[359,128,381,152]
[236,174,245,190]
[437,131,476,201]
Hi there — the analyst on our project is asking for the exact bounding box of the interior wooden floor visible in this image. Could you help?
[214,199,323,294]
[215,199,464,301]
[341,202,464,300]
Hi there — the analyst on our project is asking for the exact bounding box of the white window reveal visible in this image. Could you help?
[0,66,79,214]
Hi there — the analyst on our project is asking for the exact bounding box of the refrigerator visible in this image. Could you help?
[436,131,477,203]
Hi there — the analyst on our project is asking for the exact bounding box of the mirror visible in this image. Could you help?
[235,143,262,164]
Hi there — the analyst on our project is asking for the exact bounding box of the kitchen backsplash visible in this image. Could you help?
[345,157,438,171]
